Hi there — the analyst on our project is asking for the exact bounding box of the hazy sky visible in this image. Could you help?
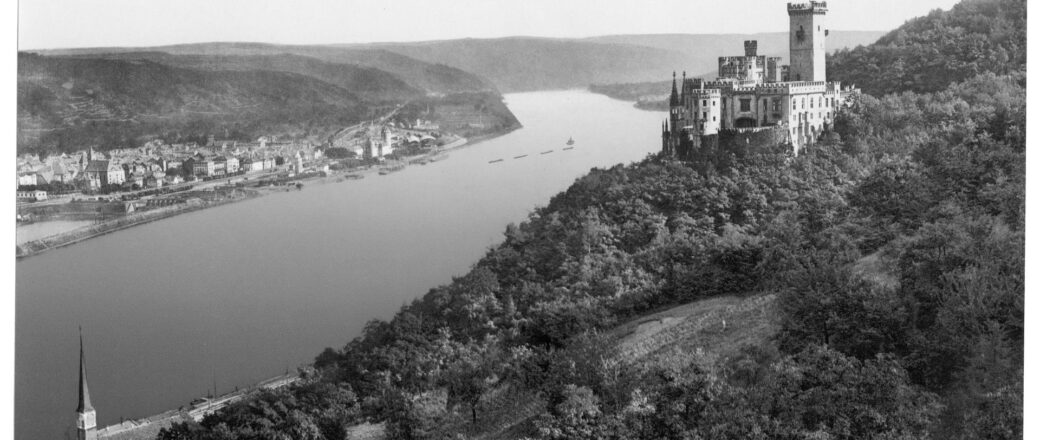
[20,0,962,50]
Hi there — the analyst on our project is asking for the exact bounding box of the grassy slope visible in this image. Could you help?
[341,293,779,440]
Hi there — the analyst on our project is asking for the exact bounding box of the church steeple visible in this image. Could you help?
[76,328,97,440]
[77,329,93,413]
[669,71,680,106]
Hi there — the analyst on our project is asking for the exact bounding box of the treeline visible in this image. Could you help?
[158,64,1023,439]
[828,0,1025,96]
[156,0,1025,433]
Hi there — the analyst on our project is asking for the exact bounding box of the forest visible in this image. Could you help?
[156,0,1025,438]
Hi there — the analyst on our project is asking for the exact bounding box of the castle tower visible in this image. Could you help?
[76,329,97,440]
[743,40,758,57]
[788,1,828,82]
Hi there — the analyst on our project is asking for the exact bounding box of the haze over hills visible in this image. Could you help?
[40,43,498,96]
[19,31,886,154]
[18,52,377,153]
[586,30,886,72]
[346,31,884,92]
[59,52,424,103]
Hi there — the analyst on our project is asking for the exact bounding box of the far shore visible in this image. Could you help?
[16,127,520,260]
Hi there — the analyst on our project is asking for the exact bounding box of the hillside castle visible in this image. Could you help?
[662,2,857,159]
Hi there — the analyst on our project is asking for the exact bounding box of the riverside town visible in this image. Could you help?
[15,0,1026,439]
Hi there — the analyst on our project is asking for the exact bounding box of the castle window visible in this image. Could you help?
[740,99,751,112]
[702,112,707,119]
[702,100,707,107]
[713,116,717,122]
[810,99,814,108]
[713,101,717,106]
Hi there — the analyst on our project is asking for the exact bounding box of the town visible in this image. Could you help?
[15,114,465,256]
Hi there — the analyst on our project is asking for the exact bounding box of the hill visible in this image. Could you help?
[587,30,884,74]
[828,0,1026,95]
[356,32,883,92]
[356,37,701,92]
[584,31,886,108]
[64,52,423,103]
[18,52,374,154]
[41,43,499,95]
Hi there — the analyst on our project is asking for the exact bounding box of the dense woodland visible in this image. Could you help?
[157,0,1024,438]
[828,0,1026,96]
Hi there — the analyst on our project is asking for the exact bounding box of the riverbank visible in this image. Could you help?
[15,128,519,260]
[15,188,265,259]
[97,373,300,440]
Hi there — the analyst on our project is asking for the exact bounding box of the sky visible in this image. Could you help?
[18,0,963,50]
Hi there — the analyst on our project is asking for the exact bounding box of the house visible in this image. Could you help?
[82,160,126,189]
[128,171,146,188]
[225,156,240,174]
[145,169,166,188]
[16,190,47,201]
[17,172,40,187]
[191,157,215,177]
[164,174,184,185]
[212,156,228,175]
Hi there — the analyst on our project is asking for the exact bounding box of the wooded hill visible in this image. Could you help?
[154,0,1025,439]
[828,0,1026,95]
[18,47,514,155]
[18,53,371,154]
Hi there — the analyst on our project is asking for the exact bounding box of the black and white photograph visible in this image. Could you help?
[9,0,1031,439]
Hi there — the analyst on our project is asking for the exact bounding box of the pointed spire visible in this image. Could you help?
[669,71,680,106]
[77,327,94,413]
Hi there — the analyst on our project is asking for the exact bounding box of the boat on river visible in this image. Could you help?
[514,154,528,159]
[540,150,554,155]
[379,164,405,175]
[488,159,504,164]
[566,137,575,146]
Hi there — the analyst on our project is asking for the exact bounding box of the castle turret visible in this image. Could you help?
[669,72,679,107]
[76,329,97,440]
[788,1,828,82]
[744,40,758,57]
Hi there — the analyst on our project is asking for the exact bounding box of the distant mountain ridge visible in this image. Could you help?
[18,52,375,153]
[59,52,424,103]
[39,43,499,95]
[345,32,884,92]
[36,31,885,94]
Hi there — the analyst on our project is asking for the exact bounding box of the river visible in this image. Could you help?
[15,90,665,440]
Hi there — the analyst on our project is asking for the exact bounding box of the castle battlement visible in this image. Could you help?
[664,1,848,158]
[787,1,827,14]
[686,89,721,96]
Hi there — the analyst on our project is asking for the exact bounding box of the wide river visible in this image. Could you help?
[16,90,665,440]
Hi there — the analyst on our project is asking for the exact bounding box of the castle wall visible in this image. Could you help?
[662,1,851,159]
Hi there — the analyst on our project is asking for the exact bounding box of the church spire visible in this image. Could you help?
[76,327,98,440]
[669,71,680,106]
[77,327,93,413]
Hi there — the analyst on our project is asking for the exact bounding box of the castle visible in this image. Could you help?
[662,2,856,159]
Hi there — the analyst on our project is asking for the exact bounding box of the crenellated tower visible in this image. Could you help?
[788,1,828,82]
